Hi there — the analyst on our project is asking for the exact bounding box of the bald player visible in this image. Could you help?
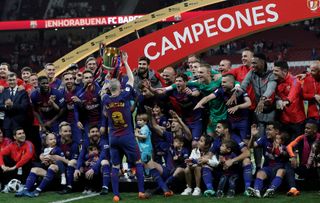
[218,59,232,74]
[161,67,176,86]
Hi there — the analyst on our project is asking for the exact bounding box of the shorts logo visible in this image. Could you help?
[307,0,320,11]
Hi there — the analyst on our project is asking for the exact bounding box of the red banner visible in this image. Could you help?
[0,11,214,31]
[0,15,144,30]
[120,0,320,71]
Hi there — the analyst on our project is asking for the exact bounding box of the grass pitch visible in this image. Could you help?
[0,191,319,203]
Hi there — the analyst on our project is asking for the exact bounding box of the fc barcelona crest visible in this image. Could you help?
[307,0,320,11]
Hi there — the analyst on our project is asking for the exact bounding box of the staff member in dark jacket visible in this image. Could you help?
[0,72,30,139]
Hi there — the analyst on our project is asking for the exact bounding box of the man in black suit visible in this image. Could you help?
[0,72,30,139]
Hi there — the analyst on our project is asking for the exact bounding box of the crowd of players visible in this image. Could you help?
[0,48,319,202]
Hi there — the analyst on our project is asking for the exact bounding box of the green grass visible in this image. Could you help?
[0,191,319,203]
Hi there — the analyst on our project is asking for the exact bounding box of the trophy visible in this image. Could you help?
[100,44,121,71]
[99,44,122,83]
